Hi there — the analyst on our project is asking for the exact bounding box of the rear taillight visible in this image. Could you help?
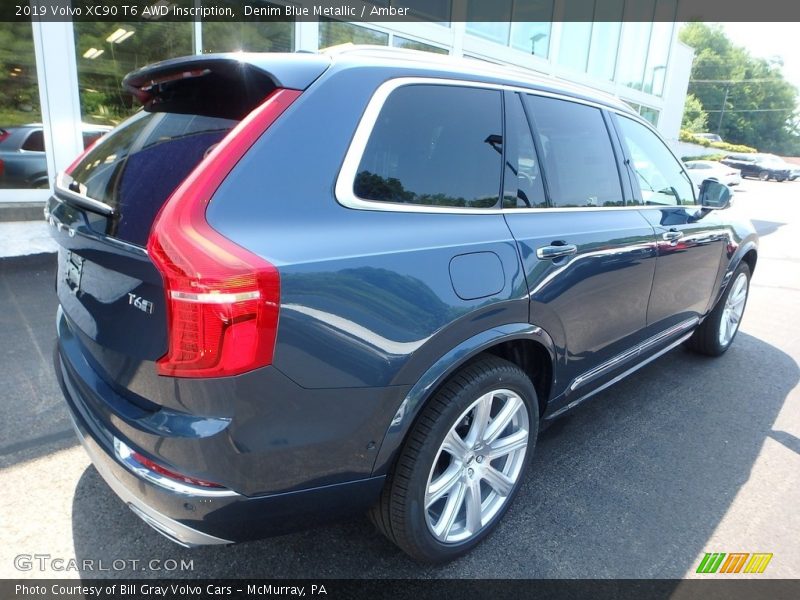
[0,158,4,177]
[147,88,301,378]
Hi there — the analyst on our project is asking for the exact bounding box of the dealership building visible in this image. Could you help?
[0,0,693,209]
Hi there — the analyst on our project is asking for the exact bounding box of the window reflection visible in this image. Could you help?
[392,36,448,55]
[319,19,389,48]
[75,22,193,126]
[355,85,502,208]
[202,3,293,53]
[0,21,50,189]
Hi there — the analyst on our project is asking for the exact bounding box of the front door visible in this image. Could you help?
[612,114,728,331]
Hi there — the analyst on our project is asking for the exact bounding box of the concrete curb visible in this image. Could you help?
[0,202,46,223]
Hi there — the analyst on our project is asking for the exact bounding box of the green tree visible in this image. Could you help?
[0,23,41,126]
[679,23,800,154]
[681,93,708,133]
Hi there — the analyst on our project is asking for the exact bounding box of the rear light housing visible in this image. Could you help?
[147,88,301,378]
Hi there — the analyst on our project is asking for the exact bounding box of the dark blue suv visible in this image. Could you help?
[49,47,758,563]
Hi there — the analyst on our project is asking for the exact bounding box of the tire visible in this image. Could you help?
[370,355,538,563]
[759,171,769,181]
[686,262,751,356]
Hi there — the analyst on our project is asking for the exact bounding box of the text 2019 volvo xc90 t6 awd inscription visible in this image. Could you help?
[49,47,758,563]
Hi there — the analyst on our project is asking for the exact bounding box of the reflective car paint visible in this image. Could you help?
[51,51,759,543]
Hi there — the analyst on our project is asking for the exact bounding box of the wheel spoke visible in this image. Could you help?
[465,392,493,446]
[426,462,462,508]
[484,394,523,444]
[486,428,529,460]
[720,310,730,343]
[482,465,514,496]
[441,429,469,459]
[464,480,483,534]
[432,481,466,538]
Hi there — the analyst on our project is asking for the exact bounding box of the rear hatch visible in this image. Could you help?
[50,53,328,409]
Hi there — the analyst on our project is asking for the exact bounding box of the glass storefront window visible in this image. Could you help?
[558,0,592,70]
[558,22,592,71]
[399,0,452,22]
[616,22,653,91]
[202,13,293,53]
[639,106,660,126]
[586,0,623,81]
[587,22,622,81]
[392,36,448,55]
[319,20,389,48]
[509,1,553,57]
[642,0,676,96]
[510,22,551,57]
[466,22,510,45]
[0,22,50,189]
[74,22,193,126]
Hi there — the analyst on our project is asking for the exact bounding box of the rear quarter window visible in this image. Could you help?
[352,84,503,209]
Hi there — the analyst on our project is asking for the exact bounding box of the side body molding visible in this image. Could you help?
[370,323,556,476]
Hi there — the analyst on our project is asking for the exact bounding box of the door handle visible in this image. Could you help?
[536,243,578,260]
[662,230,683,242]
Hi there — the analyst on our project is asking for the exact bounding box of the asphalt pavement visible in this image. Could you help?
[1,178,798,579]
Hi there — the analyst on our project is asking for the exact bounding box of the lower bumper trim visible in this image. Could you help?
[70,415,233,547]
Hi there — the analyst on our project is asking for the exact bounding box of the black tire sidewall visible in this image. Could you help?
[402,359,538,562]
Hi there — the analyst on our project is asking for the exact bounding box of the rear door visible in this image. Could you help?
[612,114,728,330]
[502,92,658,408]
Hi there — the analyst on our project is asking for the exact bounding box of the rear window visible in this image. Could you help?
[353,84,503,209]
[67,111,236,245]
[21,130,45,152]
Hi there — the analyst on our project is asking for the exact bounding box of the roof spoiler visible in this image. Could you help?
[122,53,330,120]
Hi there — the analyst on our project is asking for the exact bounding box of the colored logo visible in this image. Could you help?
[696,552,773,574]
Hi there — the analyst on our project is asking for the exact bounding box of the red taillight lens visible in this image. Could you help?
[131,450,223,488]
[147,88,301,378]
[0,158,4,177]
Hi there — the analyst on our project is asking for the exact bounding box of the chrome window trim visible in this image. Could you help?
[334,76,699,214]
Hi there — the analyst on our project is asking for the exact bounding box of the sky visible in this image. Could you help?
[721,23,800,93]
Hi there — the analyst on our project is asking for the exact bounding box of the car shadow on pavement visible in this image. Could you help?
[71,332,797,578]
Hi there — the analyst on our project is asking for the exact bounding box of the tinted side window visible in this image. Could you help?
[524,95,623,208]
[616,116,695,206]
[354,85,502,208]
[503,94,546,208]
[21,130,45,152]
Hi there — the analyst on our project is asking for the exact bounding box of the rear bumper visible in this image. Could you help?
[55,328,387,547]
[68,409,234,547]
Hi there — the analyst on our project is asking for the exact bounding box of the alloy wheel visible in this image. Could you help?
[719,272,748,347]
[424,389,529,544]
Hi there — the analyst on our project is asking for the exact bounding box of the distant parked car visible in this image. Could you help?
[721,153,791,182]
[0,123,110,189]
[684,160,741,189]
[694,133,723,143]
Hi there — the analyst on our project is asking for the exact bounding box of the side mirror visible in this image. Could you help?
[698,179,731,209]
